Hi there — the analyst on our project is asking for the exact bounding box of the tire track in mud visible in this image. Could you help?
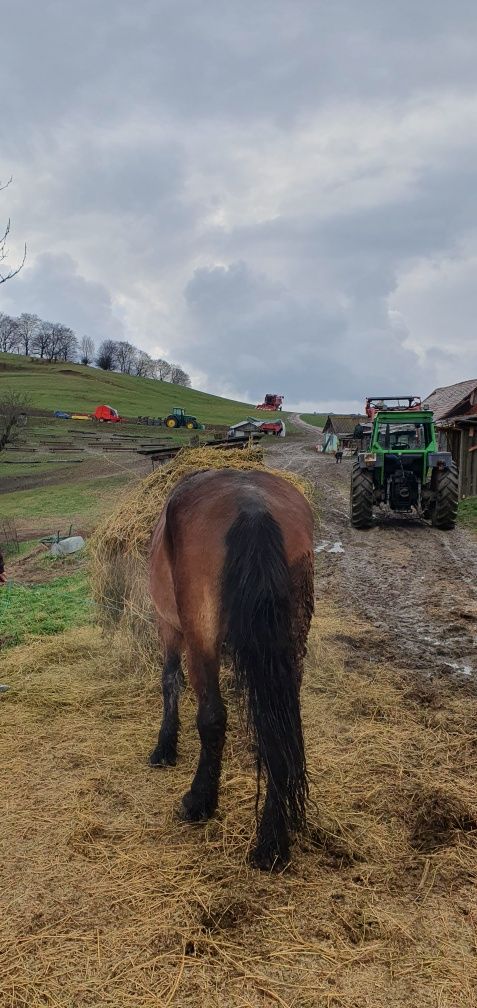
[268,436,477,684]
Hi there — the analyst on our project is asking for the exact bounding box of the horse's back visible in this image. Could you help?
[149,468,313,641]
[162,467,313,559]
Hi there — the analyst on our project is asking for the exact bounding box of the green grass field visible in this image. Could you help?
[0,459,85,478]
[0,570,92,647]
[299,413,327,427]
[0,352,282,425]
[0,473,131,519]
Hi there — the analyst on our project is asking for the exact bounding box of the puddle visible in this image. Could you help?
[444,662,473,677]
[315,540,345,554]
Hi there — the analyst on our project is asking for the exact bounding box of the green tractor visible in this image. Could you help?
[350,397,459,530]
[164,407,203,430]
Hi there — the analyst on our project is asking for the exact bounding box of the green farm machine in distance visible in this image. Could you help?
[164,407,204,430]
[350,397,458,530]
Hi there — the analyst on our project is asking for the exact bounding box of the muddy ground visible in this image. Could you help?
[268,429,477,686]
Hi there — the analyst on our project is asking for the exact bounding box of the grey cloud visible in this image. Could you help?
[0,253,125,345]
[1,1,477,408]
[3,2,477,134]
[181,260,427,406]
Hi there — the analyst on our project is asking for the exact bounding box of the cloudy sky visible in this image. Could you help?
[1,0,477,411]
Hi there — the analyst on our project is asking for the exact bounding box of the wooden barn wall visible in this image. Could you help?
[460,427,477,498]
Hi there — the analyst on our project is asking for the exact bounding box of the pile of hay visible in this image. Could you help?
[90,444,313,661]
[1,606,476,1007]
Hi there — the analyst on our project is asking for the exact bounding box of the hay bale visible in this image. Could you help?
[90,445,313,661]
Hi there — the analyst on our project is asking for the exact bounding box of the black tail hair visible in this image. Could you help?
[222,507,308,832]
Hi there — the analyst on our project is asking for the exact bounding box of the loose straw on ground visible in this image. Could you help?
[1,447,476,1006]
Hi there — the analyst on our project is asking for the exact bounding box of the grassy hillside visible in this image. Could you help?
[0,353,281,425]
[299,413,327,427]
[0,472,131,519]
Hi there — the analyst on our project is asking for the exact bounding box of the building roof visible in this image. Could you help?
[228,417,261,430]
[437,412,477,427]
[423,379,477,421]
[322,414,367,435]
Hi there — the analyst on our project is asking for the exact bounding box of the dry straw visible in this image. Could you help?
[89,443,314,662]
[2,446,476,1006]
[1,610,476,1007]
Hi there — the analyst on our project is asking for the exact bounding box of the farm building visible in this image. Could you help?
[321,414,368,453]
[424,378,477,497]
[227,417,285,438]
[227,417,262,438]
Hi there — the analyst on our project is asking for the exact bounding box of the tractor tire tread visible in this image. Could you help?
[350,462,374,529]
[432,462,459,530]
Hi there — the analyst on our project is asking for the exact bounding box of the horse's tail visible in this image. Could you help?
[222,505,308,832]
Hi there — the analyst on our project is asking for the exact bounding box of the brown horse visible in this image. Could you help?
[149,467,314,870]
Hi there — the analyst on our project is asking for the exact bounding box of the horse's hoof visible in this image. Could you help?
[149,747,176,767]
[178,791,215,823]
[249,842,289,872]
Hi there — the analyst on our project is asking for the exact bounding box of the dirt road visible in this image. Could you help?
[268,432,477,683]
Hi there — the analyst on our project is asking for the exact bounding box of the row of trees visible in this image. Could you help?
[0,313,191,386]
[95,340,191,386]
[0,312,83,362]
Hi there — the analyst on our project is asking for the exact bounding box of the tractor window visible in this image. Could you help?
[375,422,430,450]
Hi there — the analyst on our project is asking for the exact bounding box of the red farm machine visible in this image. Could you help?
[92,405,124,422]
[256,393,284,411]
[56,404,125,421]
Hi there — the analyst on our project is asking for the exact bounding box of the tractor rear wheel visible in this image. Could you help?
[166,417,178,428]
[432,463,459,530]
[350,462,374,529]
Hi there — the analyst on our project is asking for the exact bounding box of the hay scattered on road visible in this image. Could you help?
[1,611,476,1007]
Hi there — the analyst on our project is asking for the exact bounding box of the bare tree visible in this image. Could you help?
[133,349,156,378]
[0,390,30,452]
[0,313,20,353]
[1,178,26,284]
[79,335,95,365]
[115,340,136,374]
[32,320,53,359]
[16,313,40,356]
[170,364,191,387]
[155,358,172,381]
[57,327,77,362]
[96,339,118,371]
[45,323,69,362]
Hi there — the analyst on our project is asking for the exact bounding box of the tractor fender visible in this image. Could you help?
[428,452,453,469]
[357,452,380,469]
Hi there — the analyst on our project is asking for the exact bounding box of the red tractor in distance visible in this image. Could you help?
[256,393,284,411]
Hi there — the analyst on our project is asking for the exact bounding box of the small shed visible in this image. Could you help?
[424,379,477,497]
[321,415,368,453]
[227,417,262,439]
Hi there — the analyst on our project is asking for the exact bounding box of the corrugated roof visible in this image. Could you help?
[323,415,368,435]
[423,379,477,421]
[228,417,261,430]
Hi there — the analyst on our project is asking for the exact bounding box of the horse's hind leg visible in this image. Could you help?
[150,623,184,767]
[180,647,227,822]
